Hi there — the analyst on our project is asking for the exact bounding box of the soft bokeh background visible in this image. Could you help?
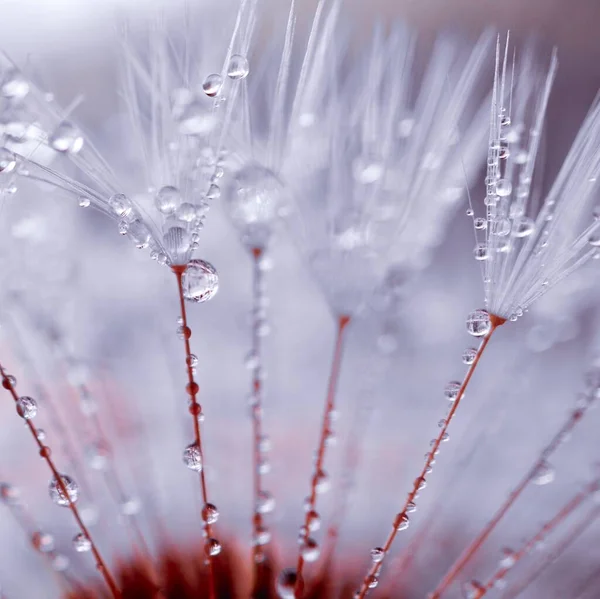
[0,1,600,597]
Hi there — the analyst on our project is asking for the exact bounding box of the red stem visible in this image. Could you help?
[294,314,351,598]
[171,266,216,599]
[355,314,505,599]
[0,365,120,598]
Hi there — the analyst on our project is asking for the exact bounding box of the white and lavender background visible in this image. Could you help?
[0,0,599,597]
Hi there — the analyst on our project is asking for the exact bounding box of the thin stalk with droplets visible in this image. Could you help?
[0,364,120,598]
[354,312,505,599]
[293,313,351,598]
[172,265,217,599]
[430,382,598,599]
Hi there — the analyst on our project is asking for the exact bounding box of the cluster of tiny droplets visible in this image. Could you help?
[92,54,250,265]
[247,250,275,559]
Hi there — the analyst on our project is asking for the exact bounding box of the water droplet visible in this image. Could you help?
[353,156,384,184]
[256,491,275,514]
[533,461,555,486]
[0,148,17,173]
[32,532,55,552]
[499,547,516,568]
[85,443,110,471]
[462,347,477,364]
[206,538,222,556]
[182,443,203,471]
[444,381,461,402]
[48,474,79,507]
[441,432,450,442]
[16,396,37,419]
[473,243,489,261]
[78,196,91,208]
[466,209,474,216]
[462,580,485,599]
[314,470,330,494]
[155,186,180,215]
[227,54,250,79]
[202,74,223,97]
[491,217,511,237]
[367,575,379,589]
[182,259,219,303]
[1,69,29,99]
[109,193,132,218]
[245,351,259,369]
[474,217,487,230]
[306,510,320,532]
[50,554,69,572]
[589,233,600,247]
[127,219,151,249]
[406,502,417,513]
[276,568,297,598]
[73,533,92,553]
[396,513,409,531]
[301,538,320,562]
[49,122,84,154]
[370,547,385,563]
[0,483,19,504]
[35,429,46,441]
[496,179,512,197]
[466,310,491,337]
[202,503,219,524]
[512,216,535,238]
[225,164,285,246]
[177,202,196,223]
[254,526,271,546]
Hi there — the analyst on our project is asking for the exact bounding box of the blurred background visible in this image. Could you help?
[0,1,600,598]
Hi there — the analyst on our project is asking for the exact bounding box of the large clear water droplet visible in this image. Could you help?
[227,55,250,80]
[473,243,489,261]
[128,219,151,249]
[16,396,37,419]
[49,122,84,154]
[462,348,477,364]
[155,186,180,215]
[182,443,203,471]
[48,475,79,506]
[444,382,461,402]
[396,513,409,531]
[206,538,222,556]
[496,179,512,197]
[182,259,219,303]
[202,74,223,98]
[109,193,132,218]
[370,547,385,563]
[466,310,491,337]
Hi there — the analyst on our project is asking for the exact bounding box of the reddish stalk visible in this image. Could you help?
[171,266,216,599]
[0,365,120,598]
[501,504,600,599]
[431,402,593,599]
[355,314,505,599]
[249,247,271,590]
[294,313,352,598]
[476,479,600,597]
